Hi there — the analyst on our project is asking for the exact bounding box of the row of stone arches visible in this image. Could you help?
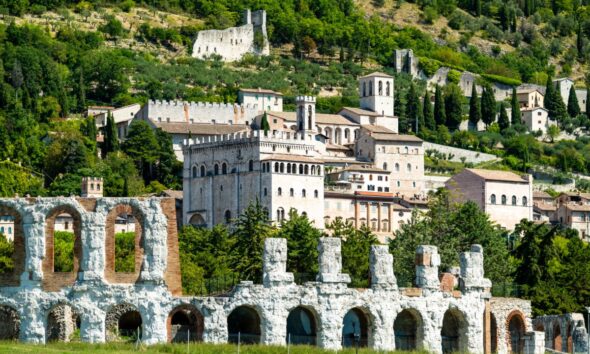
[0,202,149,290]
[534,320,576,353]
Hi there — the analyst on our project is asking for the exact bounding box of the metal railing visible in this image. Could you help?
[491,283,526,298]
[193,275,240,296]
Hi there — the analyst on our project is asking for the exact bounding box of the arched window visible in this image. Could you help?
[224,210,231,224]
[278,188,282,196]
[290,188,294,197]
[369,81,373,96]
[302,189,306,198]
[317,165,321,176]
[378,80,383,95]
[311,165,316,175]
[200,166,206,177]
[314,190,319,198]
[386,81,391,96]
[407,163,411,172]
[501,195,507,205]
[249,160,254,172]
[275,162,279,173]
[287,164,291,174]
[369,174,373,181]
[305,165,309,175]
[280,163,284,173]
[299,164,304,174]
[383,162,388,171]
[490,194,496,204]
[214,164,219,175]
[362,82,366,97]
[192,166,197,178]
[308,106,313,129]
[277,208,285,222]
[395,163,400,172]
[522,196,528,206]
[222,163,227,175]
[264,188,267,196]
[512,196,517,205]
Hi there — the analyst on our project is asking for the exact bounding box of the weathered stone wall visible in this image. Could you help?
[533,313,588,353]
[0,198,539,353]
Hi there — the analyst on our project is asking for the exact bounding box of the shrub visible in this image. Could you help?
[481,73,522,86]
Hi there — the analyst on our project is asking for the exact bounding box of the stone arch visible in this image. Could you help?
[0,305,19,340]
[0,204,24,287]
[228,305,261,344]
[394,308,424,350]
[553,322,562,351]
[167,304,204,343]
[46,303,80,342]
[189,213,205,227]
[506,310,526,354]
[287,306,318,345]
[342,307,370,348]
[105,204,146,284]
[335,127,342,145]
[192,165,198,178]
[43,204,83,291]
[441,308,468,353]
[105,303,143,342]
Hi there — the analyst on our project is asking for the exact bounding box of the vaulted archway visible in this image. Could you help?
[394,309,423,350]
[286,306,317,345]
[228,306,261,344]
[342,308,369,348]
[167,304,204,343]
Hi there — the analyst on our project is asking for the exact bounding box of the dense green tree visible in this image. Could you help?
[434,85,446,127]
[498,103,510,130]
[423,91,435,130]
[260,111,270,135]
[340,224,378,288]
[103,112,119,158]
[114,232,135,272]
[390,191,513,287]
[587,81,590,121]
[406,82,423,133]
[0,233,14,274]
[122,120,159,183]
[443,83,463,130]
[567,86,581,118]
[480,85,497,127]
[231,200,275,281]
[54,231,74,272]
[276,209,321,275]
[510,87,521,126]
[546,76,568,124]
[468,83,481,128]
[154,128,180,188]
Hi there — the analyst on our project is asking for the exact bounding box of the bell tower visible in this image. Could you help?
[296,96,316,134]
[359,72,395,117]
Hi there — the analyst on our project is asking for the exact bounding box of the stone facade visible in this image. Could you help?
[192,10,269,62]
[533,313,588,353]
[0,200,541,353]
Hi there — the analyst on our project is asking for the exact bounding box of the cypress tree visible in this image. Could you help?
[434,85,446,127]
[78,70,86,112]
[567,86,581,118]
[406,83,423,133]
[474,0,482,16]
[480,85,497,127]
[546,76,568,123]
[577,24,584,59]
[423,91,435,130]
[511,87,521,126]
[586,84,590,121]
[545,75,556,114]
[468,83,481,128]
[103,112,119,158]
[498,103,510,130]
[444,84,464,131]
[260,111,270,135]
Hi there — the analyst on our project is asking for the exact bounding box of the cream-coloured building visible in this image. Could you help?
[446,169,533,230]
[182,73,426,236]
[520,107,551,134]
[238,88,283,112]
[517,89,544,110]
[555,192,590,240]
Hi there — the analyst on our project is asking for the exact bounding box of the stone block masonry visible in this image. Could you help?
[0,198,542,353]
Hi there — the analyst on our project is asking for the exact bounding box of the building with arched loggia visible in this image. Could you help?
[0,199,543,353]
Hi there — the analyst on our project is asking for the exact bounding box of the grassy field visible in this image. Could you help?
[0,342,424,354]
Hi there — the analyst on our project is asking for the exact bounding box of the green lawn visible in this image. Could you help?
[0,342,424,354]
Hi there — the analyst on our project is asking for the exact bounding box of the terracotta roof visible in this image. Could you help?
[160,189,183,199]
[560,192,590,199]
[362,125,396,134]
[533,191,552,199]
[153,122,249,135]
[465,169,529,183]
[240,88,283,95]
[329,165,388,174]
[534,203,556,212]
[341,107,381,117]
[262,154,320,163]
[565,204,590,212]
[326,144,352,151]
[321,157,365,164]
[355,191,394,197]
[371,133,423,142]
[521,107,548,112]
[268,111,357,126]
[517,89,543,95]
[360,71,394,79]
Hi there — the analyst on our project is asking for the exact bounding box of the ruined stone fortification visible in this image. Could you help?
[0,197,542,353]
[192,10,269,62]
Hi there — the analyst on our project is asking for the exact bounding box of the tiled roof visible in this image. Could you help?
[360,71,394,79]
[341,107,381,117]
[565,204,590,212]
[153,121,249,135]
[160,189,183,199]
[533,191,552,199]
[262,154,320,163]
[465,169,529,183]
[371,133,423,142]
[534,203,556,212]
[240,88,283,95]
[268,111,357,126]
[362,125,396,133]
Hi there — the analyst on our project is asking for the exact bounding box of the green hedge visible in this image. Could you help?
[481,73,522,86]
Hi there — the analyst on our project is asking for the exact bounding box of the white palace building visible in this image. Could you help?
[182,72,428,242]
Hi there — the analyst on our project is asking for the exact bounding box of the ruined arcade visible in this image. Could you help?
[0,197,542,353]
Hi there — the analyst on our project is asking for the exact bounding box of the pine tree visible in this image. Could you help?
[567,86,581,118]
[434,85,446,127]
[498,103,510,130]
[406,83,423,133]
[468,83,481,128]
[444,84,464,131]
[480,85,497,127]
[511,87,521,126]
[423,91,435,130]
[103,112,119,158]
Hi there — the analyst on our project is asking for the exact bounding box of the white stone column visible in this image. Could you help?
[370,245,397,289]
[21,211,44,284]
[415,245,440,290]
[80,306,106,343]
[19,296,45,343]
[79,216,105,282]
[316,237,350,284]
[139,299,167,344]
[262,238,293,287]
